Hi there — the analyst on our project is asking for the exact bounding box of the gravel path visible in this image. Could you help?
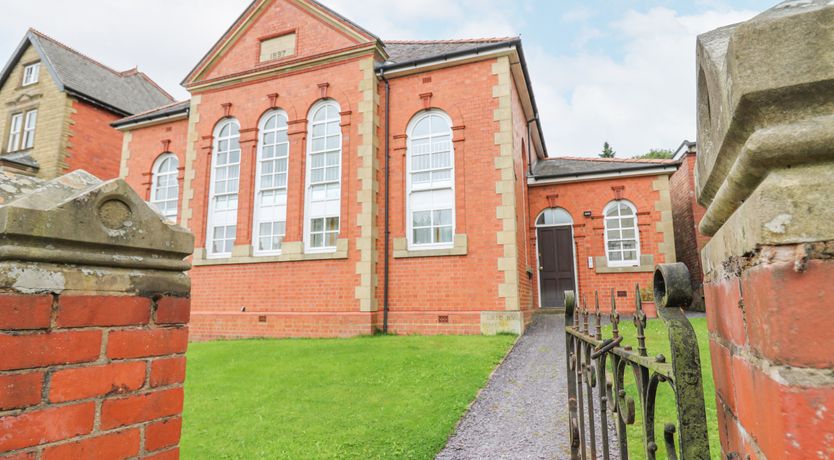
[436,313,572,460]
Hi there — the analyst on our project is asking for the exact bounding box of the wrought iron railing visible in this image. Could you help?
[564,263,710,459]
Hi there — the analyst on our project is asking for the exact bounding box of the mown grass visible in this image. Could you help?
[181,334,516,459]
[604,317,719,459]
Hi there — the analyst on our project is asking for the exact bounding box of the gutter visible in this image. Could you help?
[112,107,190,130]
[528,164,679,185]
[65,89,132,118]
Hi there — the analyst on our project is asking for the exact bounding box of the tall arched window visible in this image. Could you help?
[305,100,341,251]
[603,200,640,266]
[253,110,289,255]
[206,118,241,257]
[406,110,455,248]
[150,153,179,222]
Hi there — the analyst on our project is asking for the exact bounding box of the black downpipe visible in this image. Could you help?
[381,70,391,334]
[526,116,537,176]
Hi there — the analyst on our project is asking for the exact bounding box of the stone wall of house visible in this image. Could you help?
[0,170,193,459]
[0,44,70,178]
[696,3,834,457]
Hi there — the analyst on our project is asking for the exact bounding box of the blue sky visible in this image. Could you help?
[0,0,774,156]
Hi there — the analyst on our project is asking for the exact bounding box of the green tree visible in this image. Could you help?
[634,148,674,160]
[600,141,616,158]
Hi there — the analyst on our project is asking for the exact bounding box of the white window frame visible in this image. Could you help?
[252,109,290,256]
[22,110,37,150]
[205,118,241,258]
[405,110,456,250]
[22,63,40,86]
[603,200,641,267]
[6,113,23,152]
[303,100,342,253]
[150,153,179,222]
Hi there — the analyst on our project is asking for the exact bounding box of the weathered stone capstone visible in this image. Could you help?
[696,2,834,458]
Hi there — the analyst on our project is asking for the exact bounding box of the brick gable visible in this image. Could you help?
[187,0,376,87]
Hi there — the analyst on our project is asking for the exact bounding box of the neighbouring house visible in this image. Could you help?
[0,29,174,179]
[669,140,710,310]
[114,0,687,339]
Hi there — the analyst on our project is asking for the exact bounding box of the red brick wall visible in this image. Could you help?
[376,58,508,335]
[670,151,709,306]
[527,173,671,314]
[122,118,189,223]
[185,54,370,339]
[0,293,189,458]
[705,248,834,458]
[65,99,123,180]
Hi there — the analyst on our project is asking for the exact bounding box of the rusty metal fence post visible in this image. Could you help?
[564,262,710,459]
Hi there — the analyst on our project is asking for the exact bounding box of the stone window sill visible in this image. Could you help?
[192,239,348,266]
[593,254,655,274]
[393,234,467,258]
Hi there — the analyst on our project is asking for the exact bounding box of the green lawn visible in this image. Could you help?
[604,317,718,460]
[181,334,516,459]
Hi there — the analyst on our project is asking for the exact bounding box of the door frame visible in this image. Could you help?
[535,211,579,309]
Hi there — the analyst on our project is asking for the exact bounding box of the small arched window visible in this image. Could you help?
[603,200,640,266]
[253,109,289,255]
[206,118,241,257]
[407,110,455,248]
[536,208,573,226]
[305,100,341,251]
[150,153,179,222]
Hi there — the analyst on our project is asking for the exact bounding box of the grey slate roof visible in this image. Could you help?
[532,157,678,179]
[112,100,190,128]
[382,38,518,67]
[0,29,174,116]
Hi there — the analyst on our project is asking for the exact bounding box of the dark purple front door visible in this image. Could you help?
[538,226,576,308]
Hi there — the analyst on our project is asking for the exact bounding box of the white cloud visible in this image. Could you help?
[0,1,756,158]
[529,7,756,157]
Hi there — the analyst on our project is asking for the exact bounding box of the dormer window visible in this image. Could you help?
[22,63,40,86]
[259,33,296,62]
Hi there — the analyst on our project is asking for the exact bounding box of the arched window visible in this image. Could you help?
[406,110,454,248]
[206,118,240,257]
[603,200,640,266]
[536,208,573,226]
[253,110,289,255]
[305,100,341,251]
[150,153,179,222]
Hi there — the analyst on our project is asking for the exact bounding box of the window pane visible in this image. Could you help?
[608,241,621,250]
[434,209,452,225]
[311,218,323,232]
[623,251,637,261]
[325,232,338,247]
[412,119,430,138]
[413,228,431,245]
[326,217,339,232]
[310,233,323,248]
[437,226,453,243]
[621,218,635,228]
[609,251,622,261]
[413,211,431,227]
[621,229,635,239]
[620,204,634,215]
[606,218,620,229]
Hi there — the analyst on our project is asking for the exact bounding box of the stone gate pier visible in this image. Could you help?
[696,2,834,458]
[0,170,193,458]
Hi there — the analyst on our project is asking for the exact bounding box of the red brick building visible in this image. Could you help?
[115,0,681,339]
